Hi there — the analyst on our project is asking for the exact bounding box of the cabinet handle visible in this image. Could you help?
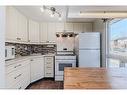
[17,38,21,40]
[18,87,22,89]
[14,74,22,79]
[31,59,33,61]
[47,62,52,64]
[47,67,52,68]
[46,73,51,74]
[14,64,21,68]
[47,58,52,60]
[28,40,30,42]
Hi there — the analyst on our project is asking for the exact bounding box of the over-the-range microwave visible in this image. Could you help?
[5,46,15,60]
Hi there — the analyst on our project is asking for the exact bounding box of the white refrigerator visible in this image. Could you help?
[76,32,100,67]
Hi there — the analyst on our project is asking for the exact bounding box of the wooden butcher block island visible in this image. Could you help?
[64,67,127,89]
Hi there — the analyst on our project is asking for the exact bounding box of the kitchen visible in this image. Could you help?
[1,6,127,89]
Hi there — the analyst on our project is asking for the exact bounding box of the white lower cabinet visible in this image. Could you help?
[5,55,54,89]
[44,56,54,77]
[30,57,44,83]
[5,59,30,89]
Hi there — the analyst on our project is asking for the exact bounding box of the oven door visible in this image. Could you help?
[55,60,76,75]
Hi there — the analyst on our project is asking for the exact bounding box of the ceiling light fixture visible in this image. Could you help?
[40,6,62,21]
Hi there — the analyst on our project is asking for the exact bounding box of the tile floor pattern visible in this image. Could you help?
[26,78,63,89]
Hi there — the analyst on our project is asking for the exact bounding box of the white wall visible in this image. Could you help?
[56,35,75,52]
[0,6,5,88]
[93,19,106,67]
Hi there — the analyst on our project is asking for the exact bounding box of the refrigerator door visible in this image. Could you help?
[79,50,100,67]
[79,32,100,49]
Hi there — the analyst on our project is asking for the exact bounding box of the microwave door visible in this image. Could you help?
[5,46,15,60]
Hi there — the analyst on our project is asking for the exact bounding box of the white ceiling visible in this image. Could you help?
[15,6,127,23]
[15,6,68,22]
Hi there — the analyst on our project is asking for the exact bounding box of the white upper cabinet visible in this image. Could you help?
[40,23,56,43]
[47,23,56,43]
[5,7,93,44]
[6,7,28,42]
[73,23,83,33]
[16,9,28,42]
[28,20,40,43]
[56,23,64,32]
[64,23,73,32]
[6,7,18,42]
[83,23,93,32]
[40,23,48,43]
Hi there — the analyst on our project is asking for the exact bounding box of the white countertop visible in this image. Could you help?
[5,54,55,66]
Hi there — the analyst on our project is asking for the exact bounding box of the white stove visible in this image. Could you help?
[55,52,76,81]
[55,34,76,81]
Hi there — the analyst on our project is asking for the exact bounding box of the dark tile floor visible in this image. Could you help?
[26,78,63,89]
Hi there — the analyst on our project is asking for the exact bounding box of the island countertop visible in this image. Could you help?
[64,67,127,89]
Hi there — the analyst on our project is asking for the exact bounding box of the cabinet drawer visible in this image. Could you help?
[6,60,29,74]
[7,73,30,89]
[45,68,53,76]
[44,57,53,62]
[45,62,53,65]
[45,67,53,72]
[44,71,53,77]
[6,69,23,87]
[6,64,30,88]
[45,65,53,69]
[7,70,30,89]
[45,62,53,67]
[45,73,53,77]
[7,81,22,89]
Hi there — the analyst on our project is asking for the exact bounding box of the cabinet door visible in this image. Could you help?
[56,23,64,32]
[17,10,28,42]
[28,20,39,43]
[21,63,30,89]
[30,57,44,83]
[64,23,73,32]
[44,57,54,77]
[73,23,83,33]
[6,7,18,41]
[83,23,93,32]
[47,23,56,43]
[40,23,48,43]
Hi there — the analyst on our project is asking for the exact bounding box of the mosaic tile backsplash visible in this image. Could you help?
[5,43,56,57]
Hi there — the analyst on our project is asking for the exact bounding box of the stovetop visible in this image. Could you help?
[55,54,75,56]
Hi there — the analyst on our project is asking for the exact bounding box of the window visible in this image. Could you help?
[107,18,127,68]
